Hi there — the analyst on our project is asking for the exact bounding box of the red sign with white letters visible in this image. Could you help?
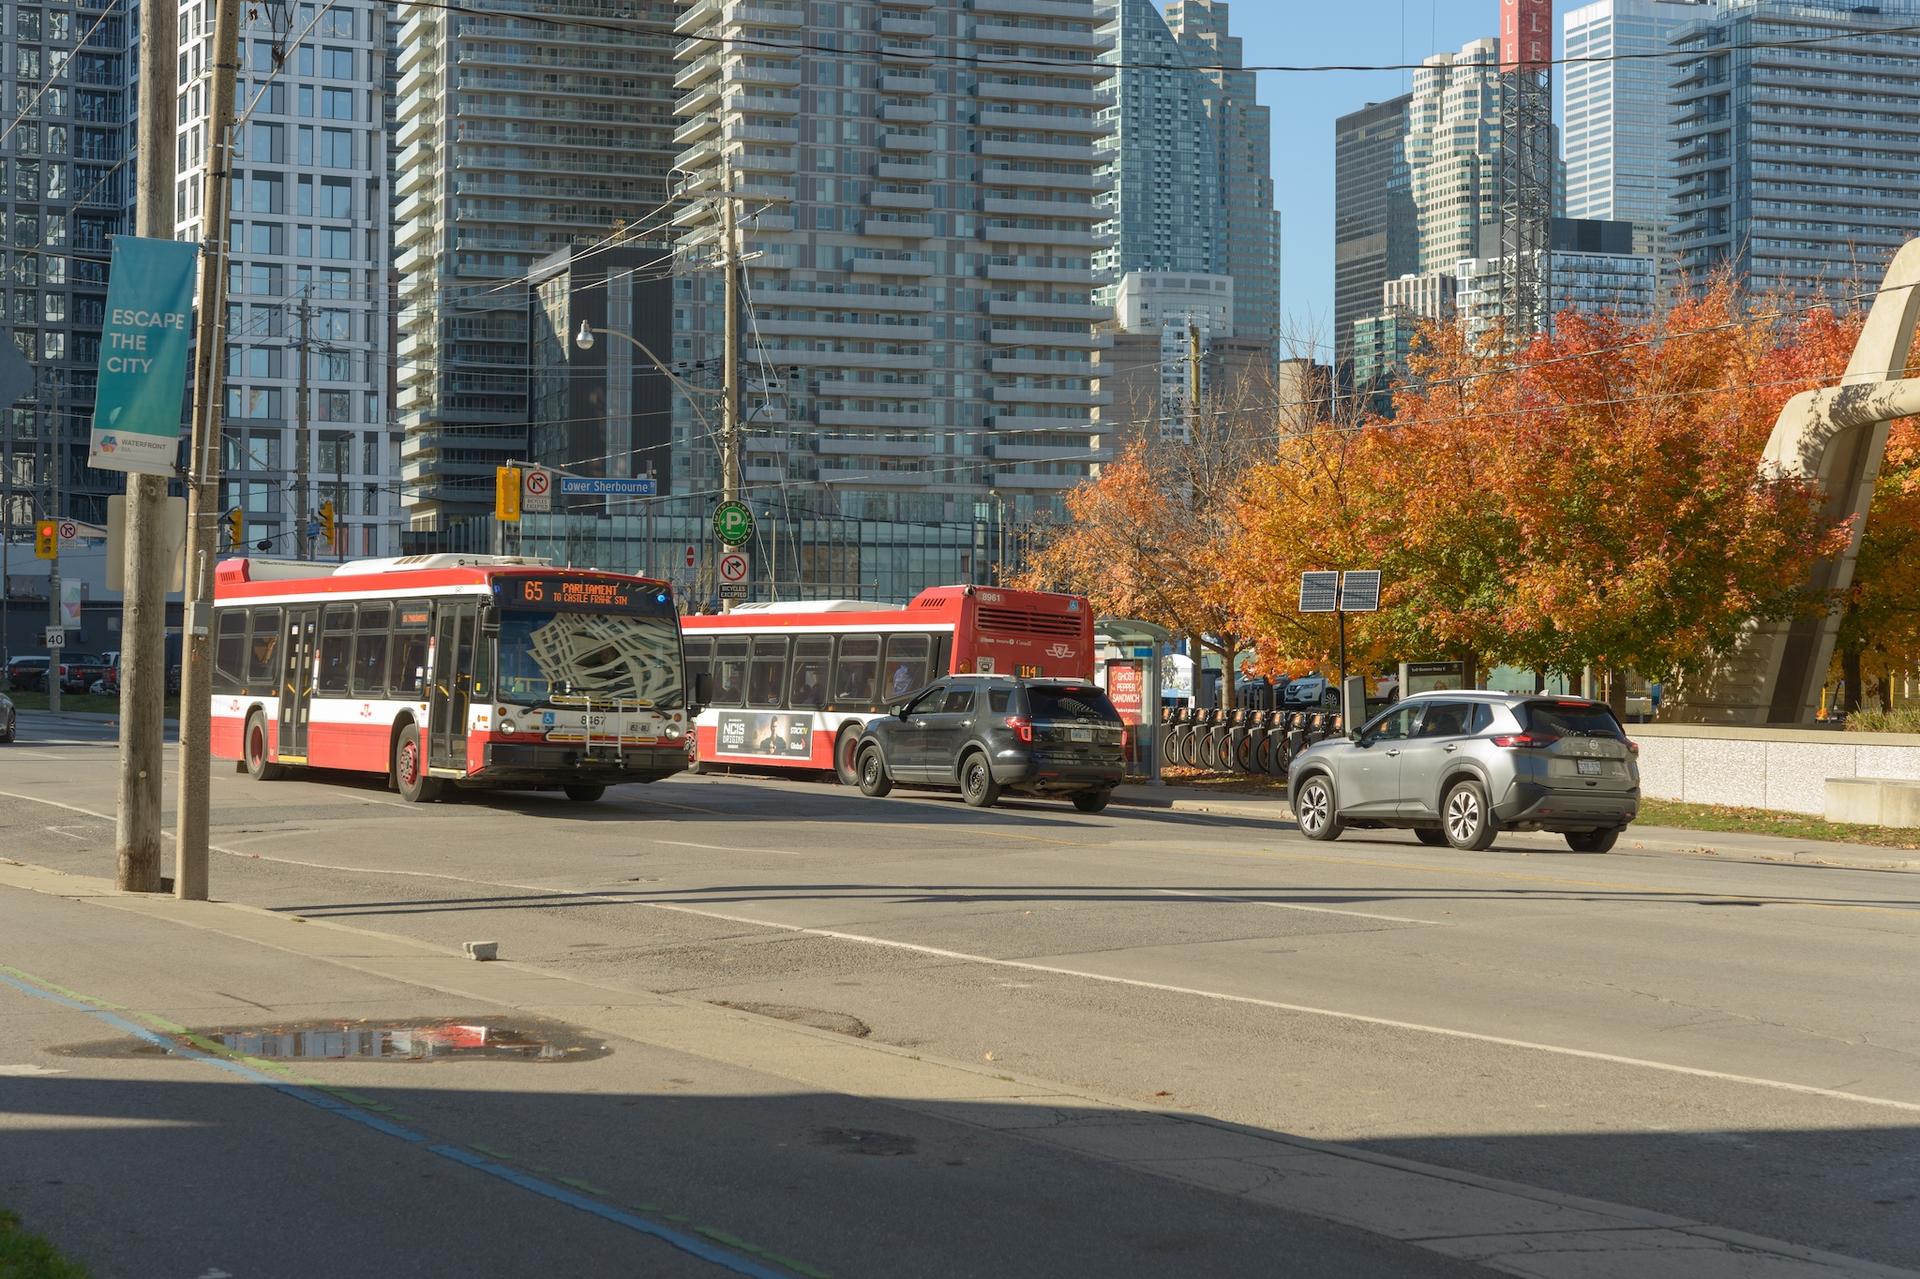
[1500,0,1550,72]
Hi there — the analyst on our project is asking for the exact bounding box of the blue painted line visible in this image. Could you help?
[431,1145,792,1279]
[0,968,796,1278]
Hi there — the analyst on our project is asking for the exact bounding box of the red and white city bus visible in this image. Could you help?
[210,555,688,802]
[681,585,1094,782]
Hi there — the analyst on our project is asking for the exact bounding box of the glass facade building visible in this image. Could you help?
[1,0,133,534]
[1669,0,1920,301]
[392,0,676,529]
[1333,93,1417,371]
[1562,0,1709,275]
[671,0,1115,524]
[176,0,401,558]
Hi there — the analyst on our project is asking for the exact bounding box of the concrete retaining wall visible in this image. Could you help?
[1632,724,1920,815]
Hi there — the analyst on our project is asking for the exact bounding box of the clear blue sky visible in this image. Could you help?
[1231,0,1576,354]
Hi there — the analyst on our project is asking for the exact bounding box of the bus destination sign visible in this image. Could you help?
[503,575,668,614]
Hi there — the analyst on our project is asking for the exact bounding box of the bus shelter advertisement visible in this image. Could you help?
[716,711,815,759]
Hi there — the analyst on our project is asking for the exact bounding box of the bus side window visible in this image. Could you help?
[352,603,391,697]
[832,634,880,708]
[246,608,282,691]
[682,637,712,700]
[213,610,248,695]
[317,606,354,695]
[882,634,931,702]
[789,636,831,709]
[931,632,953,681]
[748,637,788,709]
[712,638,749,707]
[389,600,431,698]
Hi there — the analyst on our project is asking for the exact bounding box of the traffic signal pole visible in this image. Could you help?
[173,0,240,902]
[115,0,178,893]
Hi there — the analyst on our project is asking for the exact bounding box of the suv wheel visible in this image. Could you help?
[1442,779,1497,851]
[857,744,892,797]
[960,752,1000,808]
[1294,774,1343,841]
[1070,789,1110,813]
[1413,827,1447,847]
[1565,827,1621,854]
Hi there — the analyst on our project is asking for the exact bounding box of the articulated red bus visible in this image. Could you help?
[681,585,1094,782]
[210,555,688,802]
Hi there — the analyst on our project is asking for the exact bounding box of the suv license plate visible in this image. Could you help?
[1576,759,1603,776]
[1070,727,1093,743]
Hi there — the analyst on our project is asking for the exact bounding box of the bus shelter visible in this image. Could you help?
[1093,617,1171,784]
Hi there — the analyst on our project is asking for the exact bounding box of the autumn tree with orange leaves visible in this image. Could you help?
[1234,281,1854,702]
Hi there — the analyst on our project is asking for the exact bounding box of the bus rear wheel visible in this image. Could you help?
[564,784,606,803]
[393,722,443,803]
[834,726,863,786]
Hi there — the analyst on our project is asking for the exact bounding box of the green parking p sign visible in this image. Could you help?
[713,500,754,547]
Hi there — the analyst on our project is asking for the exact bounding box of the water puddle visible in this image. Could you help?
[54,1015,610,1064]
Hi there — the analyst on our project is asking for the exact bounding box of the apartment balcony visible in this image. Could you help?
[989,412,1100,432]
[745,212,795,233]
[396,243,435,275]
[395,112,433,150]
[878,15,935,36]
[988,298,1107,321]
[727,90,801,115]
[818,409,931,428]
[395,163,435,201]
[755,288,932,312]
[743,433,791,455]
[985,264,1103,285]
[984,196,1102,220]
[721,3,804,27]
[397,37,434,75]
[759,348,932,369]
[880,104,936,125]
[879,74,935,95]
[817,379,933,398]
[974,80,1107,107]
[880,132,936,152]
[870,190,935,211]
[674,0,718,33]
[672,139,719,170]
[674,114,721,145]
[731,63,802,87]
[741,460,787,482]
[675,81,720,116]
[674,198,717,229]
[992,471,1087,490]
[978,139,1098,163]
[726,122,800,144]
[861,219,934,238]
[993,442,1110,462]
[673,54,719,91]
[727,147,797,174]
[398,138,436,174]
[816,436,935,457]
[976,109,1111,135]
[983,226,1106,248]
[880,41,935,64]
[991,384,1111,405]
[971,0,1104,16]
[735,179,797,202]
[396,191,434,225]
[815,467,932,488]
[876,159,934,180]
[990,356,1096,376]
[985,168,1103,191]
[402,429,527,459]
[973,23,1112,52]
[754,318,932,339]
[848,254,934,276]
[403,456,497,483]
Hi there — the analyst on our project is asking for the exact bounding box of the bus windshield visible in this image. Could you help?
[496,608,683,708]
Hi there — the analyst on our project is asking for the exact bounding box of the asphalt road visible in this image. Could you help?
[2,726,1916,1275]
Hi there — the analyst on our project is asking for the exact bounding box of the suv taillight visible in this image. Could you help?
[1625,738,1639,756]
[1004,715,1033,743]
[1491,732,1557,749]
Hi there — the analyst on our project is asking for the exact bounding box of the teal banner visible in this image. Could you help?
[89,235,200,477]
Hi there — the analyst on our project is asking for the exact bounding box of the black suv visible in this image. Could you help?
[854,676,1127,811]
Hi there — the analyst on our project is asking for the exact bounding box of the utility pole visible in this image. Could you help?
[116,0,178,893]
[718,177,741,614]
[46,371,62,715]
[295,293,312,560]
[174,0,240,903]
[1187,320,1202,442]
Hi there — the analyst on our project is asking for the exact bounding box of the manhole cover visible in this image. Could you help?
[54,1015,609,1063]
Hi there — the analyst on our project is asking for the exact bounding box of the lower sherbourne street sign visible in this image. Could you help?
[559,476,656,497]
[89,235,200,476]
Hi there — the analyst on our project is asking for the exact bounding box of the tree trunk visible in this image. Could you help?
[1841,643,1865,713]
[1605,667,1629,718]
[1218,634,1238,710]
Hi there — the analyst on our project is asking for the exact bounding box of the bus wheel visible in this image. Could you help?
[834,727,863,786]
[564,784,606,803]
[394,723,443,803]
[244,711,286,781]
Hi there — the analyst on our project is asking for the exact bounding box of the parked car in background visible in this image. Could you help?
[1282,676,1341,711]
[855,675,1127,811]
[7,656,50,691]
[58,654,111,694]
[0,689,15,742]
[1287,691,1640,853]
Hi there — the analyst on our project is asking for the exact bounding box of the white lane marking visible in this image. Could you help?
[9,792,1919,1117]
[43,826,92,840]
[654,839,799,857]
[1152,887,1432,925]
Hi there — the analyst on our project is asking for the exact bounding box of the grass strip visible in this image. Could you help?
[1635,799,1920,850]
[0,1208,91,1279]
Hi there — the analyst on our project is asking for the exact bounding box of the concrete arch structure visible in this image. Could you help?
[1682,237,1920,724]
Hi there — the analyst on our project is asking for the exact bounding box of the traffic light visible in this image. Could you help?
[34,519,57,559]
[319,499,336,549]
[226,508,243,548]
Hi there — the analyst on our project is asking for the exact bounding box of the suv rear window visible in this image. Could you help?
[1521,701,1625,739]
[1027,687,1120,721]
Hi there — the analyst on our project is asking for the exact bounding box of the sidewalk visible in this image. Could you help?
[1112,781,1920,872]
[1,859,1895,1279]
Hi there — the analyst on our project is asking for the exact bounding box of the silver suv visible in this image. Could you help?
[1287,691,1639,853]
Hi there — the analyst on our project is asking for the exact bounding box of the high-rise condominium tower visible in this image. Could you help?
[177,1,400,557]
[671,0,1114,522]
[1332,93,1418,369]
[393,0,676,529]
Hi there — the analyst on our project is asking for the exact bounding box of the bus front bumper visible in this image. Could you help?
[478,742,685,785]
